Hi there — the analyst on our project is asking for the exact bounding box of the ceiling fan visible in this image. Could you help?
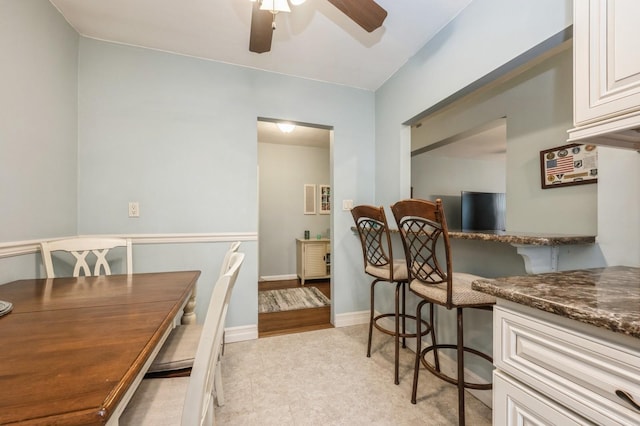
[249,0,388,53]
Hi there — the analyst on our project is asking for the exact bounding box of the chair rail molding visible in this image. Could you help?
[0,232,258,259]
[0,238,51,259]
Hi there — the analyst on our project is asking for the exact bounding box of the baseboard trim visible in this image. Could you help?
[224,324,258,343]
[334,310,369,327]
[259,274,298,282]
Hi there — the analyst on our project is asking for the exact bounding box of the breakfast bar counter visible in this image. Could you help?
[351,226,596,274]
[448,230,595,246]
[450,231,596,274]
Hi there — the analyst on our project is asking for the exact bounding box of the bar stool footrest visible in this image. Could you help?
[419,344,493,390]
[372,312,431,339]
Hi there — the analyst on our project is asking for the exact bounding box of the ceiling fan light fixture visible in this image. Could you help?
[277,122,296,133]
[260,0,291,14]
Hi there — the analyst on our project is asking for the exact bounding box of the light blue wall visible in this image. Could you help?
[0,0,78,281]
[410,48,598,235]
[374,0,574,382]
[375,0,573,208]
[597,147,640,267]
[412,155,506,199]
[76,38,375,326]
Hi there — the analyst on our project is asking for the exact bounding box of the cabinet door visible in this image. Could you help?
[304,243,327,277]
[493,371,589,426]
[574,0,640,125]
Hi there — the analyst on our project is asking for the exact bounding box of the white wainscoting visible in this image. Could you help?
[0,238,49,259]
[0,232,258,259]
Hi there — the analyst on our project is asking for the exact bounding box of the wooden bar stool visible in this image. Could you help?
[391,199,496,425]
[351,205,431,385]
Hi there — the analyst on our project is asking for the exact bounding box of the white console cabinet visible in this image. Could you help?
[568,0,640,150]
[296,238,330,285]
[493,303,640,425]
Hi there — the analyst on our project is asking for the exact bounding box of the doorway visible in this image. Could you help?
[256,118,333,336]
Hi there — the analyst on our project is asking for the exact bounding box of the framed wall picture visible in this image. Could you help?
[319,184,330,214]
[540,143,598,189]
[304,184,316,214]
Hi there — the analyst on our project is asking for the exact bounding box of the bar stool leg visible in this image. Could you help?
[411,299,428,404]
[367,279,379,358]
[401,282,407,349]
[394,282,402,384]
[457,307,465,426]
[430,303,440,372]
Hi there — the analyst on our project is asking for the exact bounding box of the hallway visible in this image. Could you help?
[258,279,332,337]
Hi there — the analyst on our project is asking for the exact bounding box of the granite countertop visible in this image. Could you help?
[472,266,640,339]
[351,226,595,246]
[447,230,595,246]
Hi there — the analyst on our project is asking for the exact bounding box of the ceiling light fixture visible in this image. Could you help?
[250,0,306,30]
[259,0,291,14]
[277,122,296,133]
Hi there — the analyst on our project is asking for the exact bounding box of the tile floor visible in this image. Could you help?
[216,324,492,425]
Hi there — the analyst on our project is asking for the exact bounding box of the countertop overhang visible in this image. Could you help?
[351,226,595,246]
[472,266,640,339]
[447,230,595,246]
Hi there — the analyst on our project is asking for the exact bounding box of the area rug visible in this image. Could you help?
[258,287,331,313]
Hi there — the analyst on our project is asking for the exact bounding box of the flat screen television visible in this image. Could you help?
[460,191,506,232]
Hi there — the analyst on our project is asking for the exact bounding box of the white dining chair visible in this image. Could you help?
[147,242,241,373]
[146,242,242,408]
[40,237,132,278]
[120,252,245,426]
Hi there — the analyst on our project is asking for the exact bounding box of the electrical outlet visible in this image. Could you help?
[128,202,140,218]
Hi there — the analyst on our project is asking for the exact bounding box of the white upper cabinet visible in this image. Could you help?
[569,0,640,150]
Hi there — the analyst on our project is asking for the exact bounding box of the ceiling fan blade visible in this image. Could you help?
[327,0,388,33]
[249,2,273,53]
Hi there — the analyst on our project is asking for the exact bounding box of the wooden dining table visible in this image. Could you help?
[0,271,200,425]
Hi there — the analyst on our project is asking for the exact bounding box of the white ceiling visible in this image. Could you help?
[48,0,472,91]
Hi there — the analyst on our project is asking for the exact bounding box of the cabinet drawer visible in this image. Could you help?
[493,370,589,426]
[494,306,640,425]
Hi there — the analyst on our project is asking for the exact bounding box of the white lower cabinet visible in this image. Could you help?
[493,304,640,425]
[493,370,588,425]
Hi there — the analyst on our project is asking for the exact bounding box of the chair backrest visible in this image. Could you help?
[390,199,455,307]
[182,252,244,426]
[351,205,396,280]
[40,237,133,278]
[218,241,241,278]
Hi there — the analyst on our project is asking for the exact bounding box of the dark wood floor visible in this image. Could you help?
[258,278,332,338]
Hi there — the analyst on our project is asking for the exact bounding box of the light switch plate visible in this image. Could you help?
[342,200,353,211]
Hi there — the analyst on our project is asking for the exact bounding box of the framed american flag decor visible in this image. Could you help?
[540,143,598,189]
